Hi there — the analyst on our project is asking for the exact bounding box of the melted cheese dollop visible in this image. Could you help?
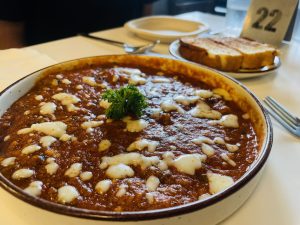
[146,175,160,191]
[195,89,213,98]
[174,95,199,106]
[12,168,34,180]
[98,139,112,152]
[106,163,134,179]
[129,74,147,85]
[21,144,41,155]
[18,121,68,138]
[52,93,80,112]
[207,172,234,194]
[189,100,222,119]
[122,117,148,132]
[172,154,205,175]
[127,139,159,152]
[40,136,57,148]
[208,114,239,128]
[58,185,80,203]
[1,157,16,167]
[95,179,112,194]
[65,163,82,178]
[160,100,185,114]
[40,102,57,115]
[24,181,43,197]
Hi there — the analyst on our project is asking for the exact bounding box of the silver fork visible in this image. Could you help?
[264,96,300,137]
[78,33,160,54]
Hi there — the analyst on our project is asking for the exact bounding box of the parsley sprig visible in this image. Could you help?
[102,85,148,120]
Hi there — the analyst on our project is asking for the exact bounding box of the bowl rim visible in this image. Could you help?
[0,54,273,221]
[124,15,209,39]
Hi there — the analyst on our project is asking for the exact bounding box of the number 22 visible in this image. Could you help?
[252,7,282,32]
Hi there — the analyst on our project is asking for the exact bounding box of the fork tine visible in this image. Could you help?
[265,96,299,124]
[265,107,297,135]
[264,100,298,130]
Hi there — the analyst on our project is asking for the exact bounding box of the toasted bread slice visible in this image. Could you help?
[179,37,243,72]
[211,37,278,69]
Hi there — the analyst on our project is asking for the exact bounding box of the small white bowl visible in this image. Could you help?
[124,16,209,43]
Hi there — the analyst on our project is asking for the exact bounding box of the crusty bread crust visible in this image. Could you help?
[211,37,277,69]
[179,37,278,71]
[179,38,243,72]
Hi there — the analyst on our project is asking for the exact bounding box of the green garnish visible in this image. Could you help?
[102,85,148,120]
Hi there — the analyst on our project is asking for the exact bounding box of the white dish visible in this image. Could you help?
[169,40,281,79]
[124,16,209,43]
[0,55,272,224]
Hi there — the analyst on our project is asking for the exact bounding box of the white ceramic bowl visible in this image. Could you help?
[0,55,272,224]
[124,16,209,43]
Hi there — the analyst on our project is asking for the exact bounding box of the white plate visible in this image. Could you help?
[169,40,281,79]
[124,16,209,43]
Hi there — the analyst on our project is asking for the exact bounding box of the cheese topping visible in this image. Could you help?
[52,93,80,112]
[213,88,232,101]
[24,110,30,115]
[100,152,160,171]
[45,162,59,175]
[106,163,135,179]
[198,193,211,200]
[208,114,239,128]
[152,77,171,83]
[22,144,41,155]
[146,175,160,191]
[146,192,155,204]
[192,136,214,145]
[17,127,33,134]
[76,84,83,90]
[1,157,16,167]
[129,74,147,85]
[122,117,148,132]
[12,168,34,180]
[207,172,234,194]
[62,78,71,84]
[116,184,128,197]
[58,185,79,203]
[99,152,206,175]
[65,163,82,178]
[40,136,57,148]
[226,144,239,152]
[195,89,213,98]
[127,139,159,152]
[35,95,44,101]
[160,100,185,114]
[56,74,63,79]
[172,154,205,175]
[220,153,236,167]
[82,76,98,86]
[98,139,111,152]
[201,143,215,156]
[99,99,112,109]
[24,181,43,197]
[80,171,93,181]
[4,135,10,141]
[174,95,199,106]
[81,121,104,131]
[95,179,112,194]
[28,121,67,138]
[59,134,73,142]
[40,102,57,115]
[189,100,222,119]
[213,137,225,145]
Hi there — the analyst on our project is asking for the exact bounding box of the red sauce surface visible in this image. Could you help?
[0,65,258,211]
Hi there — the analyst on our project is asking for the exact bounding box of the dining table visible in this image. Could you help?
[0,11,300,225]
